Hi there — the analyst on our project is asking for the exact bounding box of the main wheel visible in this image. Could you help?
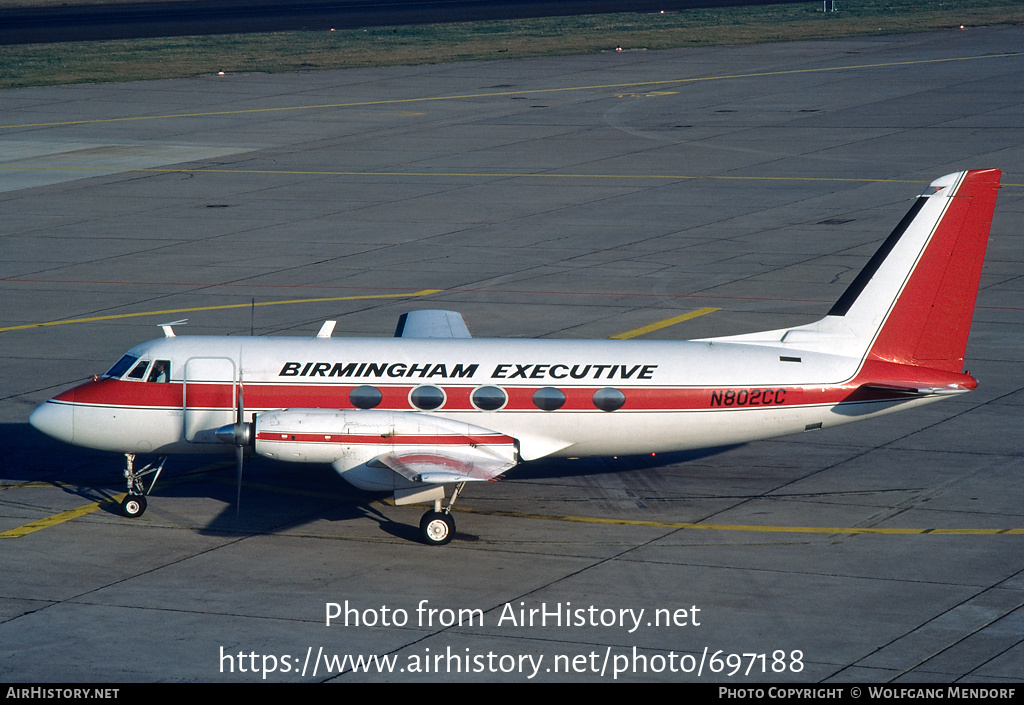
[420,510,455,546]
[122,494,147,518]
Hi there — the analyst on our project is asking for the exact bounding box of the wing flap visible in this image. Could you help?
[377,446,517,483]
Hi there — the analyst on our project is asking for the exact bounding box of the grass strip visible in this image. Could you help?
[0,0,1021,89]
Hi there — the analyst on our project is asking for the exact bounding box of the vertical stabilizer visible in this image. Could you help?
[829,169,1000,373]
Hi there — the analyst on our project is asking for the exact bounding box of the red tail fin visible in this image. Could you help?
[866,169,1000,373]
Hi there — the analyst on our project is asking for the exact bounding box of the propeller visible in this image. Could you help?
[215,382,253,519]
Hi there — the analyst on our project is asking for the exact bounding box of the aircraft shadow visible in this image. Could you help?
[509,445,744,480]
[11,422,741,541]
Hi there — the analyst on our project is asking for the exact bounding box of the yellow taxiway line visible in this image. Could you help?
[4,493,1020,538]
[0,289,441,333]
[1,291,722,337]
[611,308,720,339]
[0,164,930,183]
[444,505,1024,535]
[5,167,1022,190]
[0,494,126,539]
[2,51,1020,130]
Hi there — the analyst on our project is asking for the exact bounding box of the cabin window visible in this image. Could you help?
[592,387,625,412]
[147,360,171,383]
[350,385,382,409]
[533,387,566,411]
[126,360,151,380]
[104,354,139,379]
[471,386,507,411]
[410,385,445,411]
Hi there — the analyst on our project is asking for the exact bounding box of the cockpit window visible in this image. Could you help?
[126,360,151,380]
[104,354,139,379]
[147,360,171,383]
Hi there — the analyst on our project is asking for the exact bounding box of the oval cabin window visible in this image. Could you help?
[532,387,566,411]
[410,385,446,410]
[592,387,625,412]
[350,385,382,409]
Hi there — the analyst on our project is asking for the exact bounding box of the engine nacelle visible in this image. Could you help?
[254,408,519,491]
[255,408,391,465]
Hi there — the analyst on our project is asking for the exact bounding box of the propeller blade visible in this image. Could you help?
[235,382,244,519]
[235,442,244,520]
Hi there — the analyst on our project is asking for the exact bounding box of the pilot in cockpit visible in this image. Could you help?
[147,360,169,383]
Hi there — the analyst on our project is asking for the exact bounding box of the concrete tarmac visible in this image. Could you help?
[1,27,1022,682]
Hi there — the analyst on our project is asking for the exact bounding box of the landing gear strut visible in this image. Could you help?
[419,482,465,546]
[120,453,167,518]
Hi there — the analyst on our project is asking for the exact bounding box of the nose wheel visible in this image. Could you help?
[121,494,148,518]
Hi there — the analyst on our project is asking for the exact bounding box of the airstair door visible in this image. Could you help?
[183,357,236,443]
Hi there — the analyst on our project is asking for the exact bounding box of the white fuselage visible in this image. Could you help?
[32,333,938,463]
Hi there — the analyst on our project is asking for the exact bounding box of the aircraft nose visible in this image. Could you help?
[29,401,74,444]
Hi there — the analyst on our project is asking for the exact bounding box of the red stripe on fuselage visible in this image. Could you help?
[256,433,515,445]
[53,377,182,407]
[53,367,972,416]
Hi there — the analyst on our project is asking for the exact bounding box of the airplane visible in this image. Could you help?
[29,169,1001,545]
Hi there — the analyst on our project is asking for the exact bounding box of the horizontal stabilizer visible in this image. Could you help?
[395,310,472,339]
[857,382,973,397]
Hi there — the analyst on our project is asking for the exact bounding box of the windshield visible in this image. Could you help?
[104,354,139,379]
[126,360,151,380]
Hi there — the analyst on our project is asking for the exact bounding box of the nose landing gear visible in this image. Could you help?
[120,453,167,518]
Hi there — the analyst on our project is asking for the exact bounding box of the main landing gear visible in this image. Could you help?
[419,482,465,546]
[120,453,167,518]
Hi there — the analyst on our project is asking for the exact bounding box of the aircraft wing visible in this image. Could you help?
[375,446,517,484]
[394,310,472,339]
[254,408,519,485]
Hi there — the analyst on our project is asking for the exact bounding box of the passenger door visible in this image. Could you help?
[183,357,236,443]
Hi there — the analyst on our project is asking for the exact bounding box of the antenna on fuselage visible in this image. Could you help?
[158,319,188,338]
